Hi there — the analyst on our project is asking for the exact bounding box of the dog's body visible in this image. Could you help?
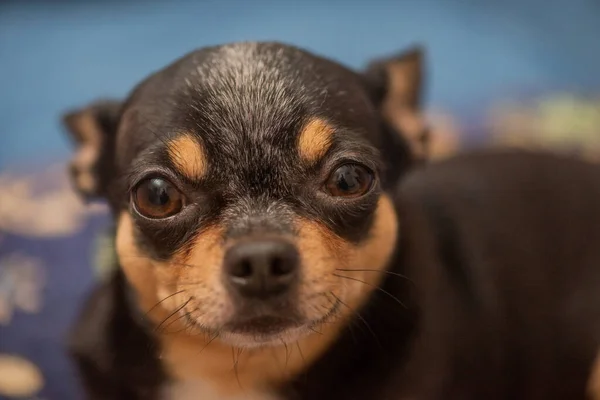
[63,42,600,399]
[395,151,600,400]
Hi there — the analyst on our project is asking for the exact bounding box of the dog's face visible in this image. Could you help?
[64,42,425,349]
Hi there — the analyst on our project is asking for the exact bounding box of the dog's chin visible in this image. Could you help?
[219,322,312,348]
[220,299,342,347]
[182,298,342,348]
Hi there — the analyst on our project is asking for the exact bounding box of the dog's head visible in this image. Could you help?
[63,42,425,349]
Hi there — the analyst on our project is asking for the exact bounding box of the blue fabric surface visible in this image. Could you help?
[1,1,600,399]
[0,220,107,399]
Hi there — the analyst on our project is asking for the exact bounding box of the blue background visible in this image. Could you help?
[2,0,600,170]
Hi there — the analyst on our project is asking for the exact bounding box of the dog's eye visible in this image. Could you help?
[325,164,374,198]
[132,177,184,219]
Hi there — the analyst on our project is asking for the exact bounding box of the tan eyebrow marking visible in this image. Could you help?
[166,134,207,180]
[297,118,335,163]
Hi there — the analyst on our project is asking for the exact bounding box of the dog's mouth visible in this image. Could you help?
[225,316,300,335]
[228,297,342,344]
[183,298,342,346]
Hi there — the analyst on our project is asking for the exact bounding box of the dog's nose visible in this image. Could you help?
[224,239,299,299]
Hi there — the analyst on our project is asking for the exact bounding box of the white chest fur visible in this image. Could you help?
[164,379,278,400]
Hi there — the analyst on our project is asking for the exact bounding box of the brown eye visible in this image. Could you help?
[325,164,374,197]
[132,177,184,219]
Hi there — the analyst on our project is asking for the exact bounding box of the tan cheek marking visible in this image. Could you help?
[117,211,227,327]
[183,226,225,275]
[169,225,228,326]
[116,212,162,313]
[295,216,351,321]
[588,350,600,399]
[327,195,398,313]
[297,118,335,163]
[350,194,399,288]
[167,134,207,180]
[116,212,189,326]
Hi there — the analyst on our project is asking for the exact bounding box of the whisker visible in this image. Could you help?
[196,329,221,356]
[165,306,205,335]
[237,347,244,375]
[333,273,407,309]
[162,311,191,333]
[294,340,310,386]
[181,320,200,335]
[307,325,324,336]
[320,291,358,346]
[336,268,413,283]
[295,341,306,365]
[232,347,243,389]
[281,340,290,370]
[144,290,186,317]
[329,291,381,349]
[154,297,192,333]
[346,319,359,346]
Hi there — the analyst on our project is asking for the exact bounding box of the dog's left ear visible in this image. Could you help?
[62,100,122,200]
[363,46,429,161]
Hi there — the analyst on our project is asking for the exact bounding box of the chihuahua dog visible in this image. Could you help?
[64,42,600,400]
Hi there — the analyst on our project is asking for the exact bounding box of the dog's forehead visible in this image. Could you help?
[117,43,380,161]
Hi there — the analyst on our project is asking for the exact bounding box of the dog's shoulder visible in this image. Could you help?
[68,269,166,399]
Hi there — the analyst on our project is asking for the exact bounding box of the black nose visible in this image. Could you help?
[224,239,299,299]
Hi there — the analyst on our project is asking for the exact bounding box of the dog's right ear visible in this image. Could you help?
[62,100,122,200]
